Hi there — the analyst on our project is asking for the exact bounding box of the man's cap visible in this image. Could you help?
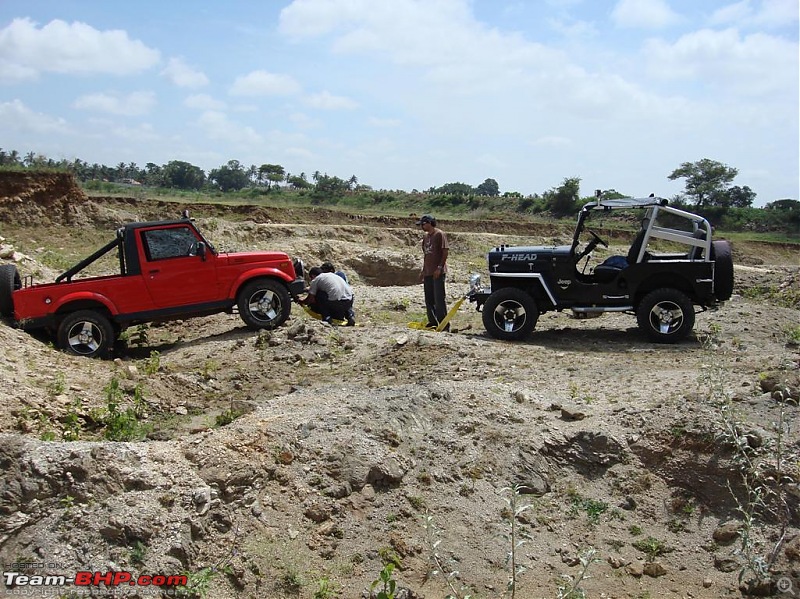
[416,214,435,225]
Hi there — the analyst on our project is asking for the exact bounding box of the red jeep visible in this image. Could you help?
[0,215,305,357]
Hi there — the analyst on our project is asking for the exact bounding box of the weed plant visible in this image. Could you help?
[498,484,532,599]
[702,329,796,591]
[423,513,473,599]
[557,547,599,599]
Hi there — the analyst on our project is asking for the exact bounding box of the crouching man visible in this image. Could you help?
[302,266,356,326]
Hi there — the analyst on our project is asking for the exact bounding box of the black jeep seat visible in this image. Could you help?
[592,255,628,282]
[591,227,649,283]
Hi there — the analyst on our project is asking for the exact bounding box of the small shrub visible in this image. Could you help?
[48,372,66,395]
[61,399,83,441]
[370,563,397,599]
[632,536,672,562]
[313,576,337,599]
[130,540,147,566]
[143,350,161,375]
[215,408,244,427]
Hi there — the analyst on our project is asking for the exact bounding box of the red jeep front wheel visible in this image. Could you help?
[237,279,291,330]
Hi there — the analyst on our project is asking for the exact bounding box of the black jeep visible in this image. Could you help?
[467,194,733,343]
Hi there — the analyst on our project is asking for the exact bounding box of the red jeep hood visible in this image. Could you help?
[218,250,291,264]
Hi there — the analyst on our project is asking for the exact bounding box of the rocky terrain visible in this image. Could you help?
[0,172,799,599]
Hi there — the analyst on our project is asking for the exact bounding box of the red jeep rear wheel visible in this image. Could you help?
[0,264,21,317]
[57,310,115,358]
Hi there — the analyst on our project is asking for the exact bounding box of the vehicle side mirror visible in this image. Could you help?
[197,241,207,261]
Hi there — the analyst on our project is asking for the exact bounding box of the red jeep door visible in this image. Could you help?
[138,225,220,308]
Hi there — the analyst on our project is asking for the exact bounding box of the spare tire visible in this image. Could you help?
[712,240,734,301]
[0,263,21,317]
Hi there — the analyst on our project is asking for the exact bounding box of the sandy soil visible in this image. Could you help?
[0,173,799,599]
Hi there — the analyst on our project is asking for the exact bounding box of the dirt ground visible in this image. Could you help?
[0,173,799,599]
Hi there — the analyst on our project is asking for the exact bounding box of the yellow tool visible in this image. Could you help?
[407,294,467,332]
[301,304,348,326]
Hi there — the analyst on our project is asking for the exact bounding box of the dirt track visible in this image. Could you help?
[1,173,799,599]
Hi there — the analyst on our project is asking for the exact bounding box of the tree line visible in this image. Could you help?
[1,148,797,233]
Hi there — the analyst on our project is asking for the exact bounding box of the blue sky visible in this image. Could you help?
[1,0,797,205]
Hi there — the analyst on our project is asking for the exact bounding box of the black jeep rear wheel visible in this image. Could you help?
[0,263,21,317]
[636,288,695,343]
[711,240,734,301]
[237,279,291,330]
[482,288,538,341]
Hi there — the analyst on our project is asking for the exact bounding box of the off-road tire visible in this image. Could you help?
[0,263,21,317]
[711,240,734,301]
[636,288,695,344]
[237,279,291,330]
[57,310,115,358]
[482,287,538,341]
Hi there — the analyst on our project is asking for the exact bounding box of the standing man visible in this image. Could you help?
[303,266,356,326]
[417,214,449,329]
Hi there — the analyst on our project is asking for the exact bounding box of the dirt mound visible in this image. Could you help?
[0,171,93,226]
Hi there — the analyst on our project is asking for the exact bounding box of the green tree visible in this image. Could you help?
[287,173,312,189]
[430,182,473,195]
[476,178,500,196]
[162,160,205,190]
[143,162,163,186]
[668,158,739,207]
[765,199,800,211]
[545,176,581,217]
[209,160,250,192]
[259,163,286,189]
[311,174,349,203]
[712,184,756,208]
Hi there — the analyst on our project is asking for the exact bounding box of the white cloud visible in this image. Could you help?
[0,18,160,82]
[279,0,571,101]
[0,99,70,133]
[73,91,157,116]
[710,0,753,25]
[230,70,301,96]
[161,57,209,88]
[547,18,599,39]
[644,28,798,96]
[110,123,160,142]
[304,91,358,110]
[711,0,799,28]
[611,0,681,29]
[289,112,319,129]
[184,94,226,111]
[196,110,262,145]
